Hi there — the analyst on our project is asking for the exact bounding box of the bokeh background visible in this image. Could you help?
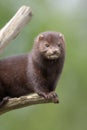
[0,0,87,130]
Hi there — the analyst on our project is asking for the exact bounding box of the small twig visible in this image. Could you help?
[0,5,32,52]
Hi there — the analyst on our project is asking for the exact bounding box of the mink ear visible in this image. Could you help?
[36,34,44,42]
[38,34,44,41]
[59,33,63,38]
[59,33,64,41]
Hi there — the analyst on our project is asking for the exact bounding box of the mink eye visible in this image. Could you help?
[44,42,49,47]
[58,42,61,47]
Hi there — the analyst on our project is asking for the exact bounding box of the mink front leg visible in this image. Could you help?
[30,74,59,103]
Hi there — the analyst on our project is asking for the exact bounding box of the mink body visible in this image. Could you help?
[0,31,65,106]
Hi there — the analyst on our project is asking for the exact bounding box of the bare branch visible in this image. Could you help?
[0,5,32,52]
[0,93,59,115]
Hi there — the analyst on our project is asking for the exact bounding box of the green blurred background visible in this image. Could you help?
[0,0,87,130]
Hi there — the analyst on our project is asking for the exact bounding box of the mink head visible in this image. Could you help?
[33,31,65,61]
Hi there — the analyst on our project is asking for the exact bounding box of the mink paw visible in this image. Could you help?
[37,91,59,103]
[46,91,59,103]
[0,96,10,107]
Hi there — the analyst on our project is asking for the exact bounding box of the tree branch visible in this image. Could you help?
[0,5,32,52]
[0,6,59,115]
[0,94,59,115]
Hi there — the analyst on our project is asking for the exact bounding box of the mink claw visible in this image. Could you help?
[47,92,59,103]
[0,96,10,107]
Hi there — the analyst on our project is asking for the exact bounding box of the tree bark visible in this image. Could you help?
[0,94,59,115]
[0,5,32,52]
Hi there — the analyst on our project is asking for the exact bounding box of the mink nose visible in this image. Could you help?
[53,48,60,54]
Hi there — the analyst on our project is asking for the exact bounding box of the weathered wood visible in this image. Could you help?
[0,94,59,115]
[0,5,32,52]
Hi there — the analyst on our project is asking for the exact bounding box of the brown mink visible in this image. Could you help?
[0,31,65,106]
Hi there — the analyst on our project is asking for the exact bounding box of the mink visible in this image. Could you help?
[0,31,65,106]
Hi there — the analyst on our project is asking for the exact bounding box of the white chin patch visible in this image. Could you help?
[47,55,59,60]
